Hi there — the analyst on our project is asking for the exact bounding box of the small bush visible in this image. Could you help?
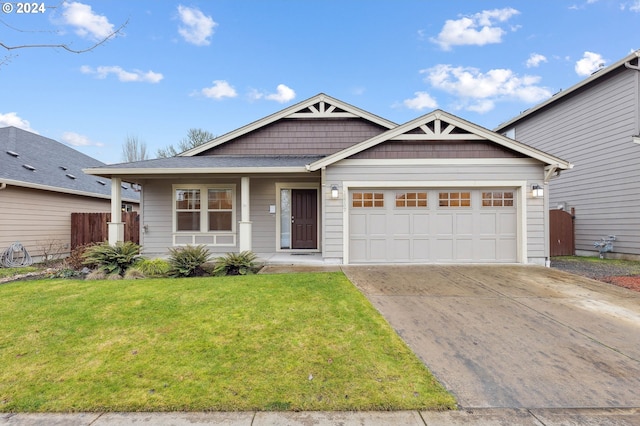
[167,245,211,277]
[65,243,97,270]
[85,270,107,281]
[82,241,141,276]
[123,268,146,280]
[134,258,171,278]
[214,251,259,276]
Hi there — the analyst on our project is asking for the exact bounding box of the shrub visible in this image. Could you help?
[132,258,171,278]
[123,268,146,280]
[167,245,211,277]
[213,251,259,276]
[85,270,107,281]
[82,241,141,276]
[64,243,97,270]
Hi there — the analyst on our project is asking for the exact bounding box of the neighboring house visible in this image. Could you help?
[495,49,640,259]
[0,126,140,263]
[85,93,571,265]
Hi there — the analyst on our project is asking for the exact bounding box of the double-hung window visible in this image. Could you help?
[174,185,236,235]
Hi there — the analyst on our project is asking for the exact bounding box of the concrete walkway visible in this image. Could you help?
[3,408,640,425]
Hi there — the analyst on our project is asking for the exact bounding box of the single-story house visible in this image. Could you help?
[495,49,640,259]
[0,126,140,263]
[85,93,571,265]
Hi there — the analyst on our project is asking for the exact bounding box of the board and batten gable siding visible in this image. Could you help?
[0,185,113,261]
[503,68,640,255]
[198,118,388,156]
[323,161,547,263]
[139,174,320,258]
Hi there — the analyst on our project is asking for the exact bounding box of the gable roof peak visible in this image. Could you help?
[180,93,398,156]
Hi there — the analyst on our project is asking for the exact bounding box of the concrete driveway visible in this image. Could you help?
[342,264,640,409]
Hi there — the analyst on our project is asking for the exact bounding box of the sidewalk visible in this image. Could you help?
[2,408,640,425]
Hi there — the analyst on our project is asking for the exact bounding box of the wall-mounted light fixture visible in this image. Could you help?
[331,185,339,199]
[532,184,544,198]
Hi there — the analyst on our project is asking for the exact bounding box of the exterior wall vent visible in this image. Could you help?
[22,164,35,171]
[66,173,77,180]
[6,150,19,157]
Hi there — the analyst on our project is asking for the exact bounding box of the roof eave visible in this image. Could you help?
[84,166,311,177]
[0,178,139,203]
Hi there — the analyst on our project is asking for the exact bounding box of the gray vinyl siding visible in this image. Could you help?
[324,162,547,263]
[139,174,319,258]
[0,185,112,262]
[504,68,640,255]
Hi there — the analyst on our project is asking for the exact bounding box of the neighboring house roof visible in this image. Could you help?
[179,93,398,156]
[0,126,140,202]
[85,155,324,179]
[308,109,573,174]
[496,49,640,131]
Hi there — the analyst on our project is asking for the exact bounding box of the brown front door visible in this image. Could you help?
[291,189,317,249]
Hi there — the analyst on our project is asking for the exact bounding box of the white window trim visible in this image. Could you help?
[172,184,237,246]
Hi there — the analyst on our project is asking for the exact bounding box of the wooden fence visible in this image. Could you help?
[549,208,575,257]
[70,212,140,250]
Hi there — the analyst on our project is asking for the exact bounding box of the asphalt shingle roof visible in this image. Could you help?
[94,155,324,170]
[0,126,139,201]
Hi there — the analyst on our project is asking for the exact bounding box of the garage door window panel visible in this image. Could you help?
[396,192,427,208]
[439,192,471,207]
[482,191,514,207]
[353,192,384,208]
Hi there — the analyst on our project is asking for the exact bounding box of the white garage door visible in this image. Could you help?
[349,189,517,263]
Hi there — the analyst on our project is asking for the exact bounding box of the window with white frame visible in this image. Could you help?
[174,185,235,232]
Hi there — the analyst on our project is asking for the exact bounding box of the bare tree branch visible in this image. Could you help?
[0,19,128,54]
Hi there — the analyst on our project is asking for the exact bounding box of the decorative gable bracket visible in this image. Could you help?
[390,117,485,141]
[286,100,359,119]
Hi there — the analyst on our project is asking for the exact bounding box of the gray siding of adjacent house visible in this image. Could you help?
[502,68,640,255]
[323,161,547,263]
[139,174,319,258]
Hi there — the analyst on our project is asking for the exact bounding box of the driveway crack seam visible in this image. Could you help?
[453,270,640,364]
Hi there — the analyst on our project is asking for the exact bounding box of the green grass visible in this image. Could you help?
[0,266,40,279]
[0,273,455,412]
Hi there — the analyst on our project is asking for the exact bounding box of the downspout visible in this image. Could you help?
[626,60,640,140]
[0,182,6,190]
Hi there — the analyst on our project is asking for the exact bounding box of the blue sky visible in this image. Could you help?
[1,0,638,164]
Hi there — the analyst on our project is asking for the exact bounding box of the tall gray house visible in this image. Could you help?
[86,93,570,265]
[496,50,640,259]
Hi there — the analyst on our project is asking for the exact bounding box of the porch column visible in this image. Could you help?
[238,176,252,251]
[108,177,124,244]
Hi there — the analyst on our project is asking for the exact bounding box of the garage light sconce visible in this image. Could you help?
[532,184,544,198]
[330,185,339,199]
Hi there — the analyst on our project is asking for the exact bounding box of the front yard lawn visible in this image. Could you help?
[0,272,455,412]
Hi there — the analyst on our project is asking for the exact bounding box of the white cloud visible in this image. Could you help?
[61,2,115,40]
[431,8,520,50]
[526,53,548,68]
[403,92,438,110]
[200,80,237,99]
[421,64,552,113]
[177,5,217,46]
[630,1,640,12]
[251,84,297,103]
[0,112,36,132]
[80,65,164,83]
[61,131,103,147]
[575,51,606,76]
